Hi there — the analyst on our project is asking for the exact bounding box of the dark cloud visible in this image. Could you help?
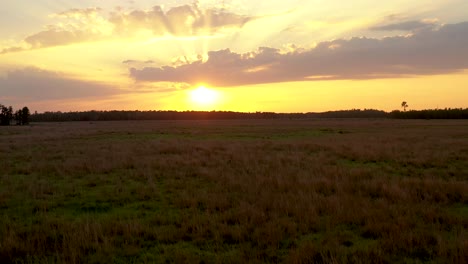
[0,68,118,100]
[370,20,438,32]
[129,22,468,86]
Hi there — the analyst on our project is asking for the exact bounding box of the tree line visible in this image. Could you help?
[28,109,389,122]
[3,107,467,124]
[29,108,468,122]
[390,108,468,119]
[0,104,30,126]
[30,110,279,122]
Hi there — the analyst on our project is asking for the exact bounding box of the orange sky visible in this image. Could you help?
[1,0,467,112]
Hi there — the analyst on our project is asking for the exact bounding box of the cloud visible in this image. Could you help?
[0,46,25,54]
[109,4,255,36]
[54,7,103,18]
[24,28,98,48]
[0,67,118,101]
[123,59,155,64]
[1,4,256,54]
[370,19,439,32]
[129,22,468,86]
[123,60,139,64]
[1,7,109,53]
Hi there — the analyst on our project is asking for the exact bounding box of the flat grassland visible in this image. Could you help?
[0,119,467,263]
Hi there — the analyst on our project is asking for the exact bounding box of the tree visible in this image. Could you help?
[21,106,30,125]
[401,101,409,112]
[14,109,23,125]
[0,105,14,125]
[13,107,30,125]
[0,104,30,126]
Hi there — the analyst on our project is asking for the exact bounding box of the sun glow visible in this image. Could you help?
[189,86,220,108]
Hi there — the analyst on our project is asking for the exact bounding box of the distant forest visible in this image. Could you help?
[25,108,468,122]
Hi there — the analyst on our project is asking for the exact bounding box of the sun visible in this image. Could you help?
[189,86,220,107]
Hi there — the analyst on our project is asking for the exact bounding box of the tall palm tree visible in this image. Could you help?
[401,101,408,112]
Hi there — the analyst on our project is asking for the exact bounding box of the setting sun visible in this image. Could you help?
[189,86,220,107]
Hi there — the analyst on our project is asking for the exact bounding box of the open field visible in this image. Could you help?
[0,119,467,263]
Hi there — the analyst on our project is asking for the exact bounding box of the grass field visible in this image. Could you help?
[0,119,467,263]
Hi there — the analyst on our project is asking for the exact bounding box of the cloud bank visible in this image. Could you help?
[110,4,254,37]
[0,68,117,100]
[129,22,468,86]
[1,4,256,54]
[370,19,439,32]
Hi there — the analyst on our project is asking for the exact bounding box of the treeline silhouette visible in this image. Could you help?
[29,109,391,122]
[30,110,278,122]
[309,109,388,118]
[0,103,30,125]
[390,108,468,119]
[0,108,462,123]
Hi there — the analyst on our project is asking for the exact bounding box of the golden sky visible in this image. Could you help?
[1,0,467,112]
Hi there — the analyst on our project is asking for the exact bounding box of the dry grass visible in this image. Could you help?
[0,119,467,263]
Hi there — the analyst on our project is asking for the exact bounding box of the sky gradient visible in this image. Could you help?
[1,0,467,112]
